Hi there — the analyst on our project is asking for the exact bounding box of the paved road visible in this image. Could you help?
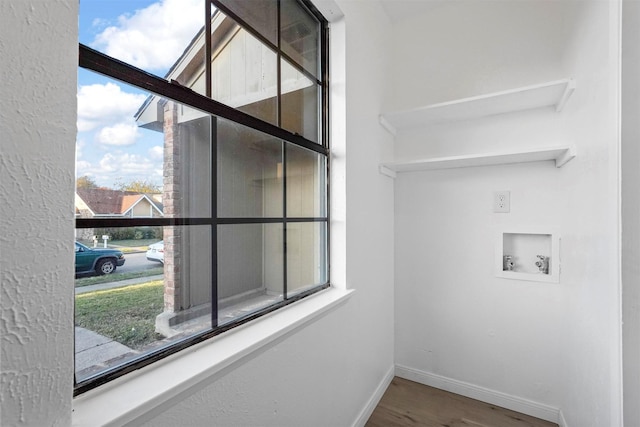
[118,251,162,274]
[75,252,163,293]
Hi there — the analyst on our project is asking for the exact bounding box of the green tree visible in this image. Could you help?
[76,175,98,189]
[115,179,161,193]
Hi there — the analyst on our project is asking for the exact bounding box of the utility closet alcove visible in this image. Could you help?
[497,232,560,283]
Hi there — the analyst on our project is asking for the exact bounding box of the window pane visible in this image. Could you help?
[217,118,283,218]
[281,0,320,79]
[215,0,277,45]
[79,0,204,79]
[286,144,326,217]
[286,222,327,297]
[162,106,213,218]
[76,0,328,392]
[77,71,212,217]
[218,223,284,325]
[281,59,319,143]
[209,21,278,125]
[74,225,212,384]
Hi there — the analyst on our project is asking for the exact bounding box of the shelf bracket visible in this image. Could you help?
[379,165,397,179]
[555,145,577,168]
[378,115,397,136]
[556,79,576,112]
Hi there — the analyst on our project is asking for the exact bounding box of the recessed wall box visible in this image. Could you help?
[496,231,560,283]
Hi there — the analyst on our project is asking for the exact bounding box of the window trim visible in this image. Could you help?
[75,0,330,395]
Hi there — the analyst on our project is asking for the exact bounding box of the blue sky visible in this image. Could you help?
[77,0,203,189]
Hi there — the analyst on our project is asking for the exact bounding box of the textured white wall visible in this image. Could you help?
[391,1,622,425]
[0,1,77,425]
[622,1,640,425]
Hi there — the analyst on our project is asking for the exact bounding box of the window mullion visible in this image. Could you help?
[277,0,282,129]
[322,21,329,150]
[282,144,288,300]
[205,0,212,98]
[211,115,219,329]
[277,0,288,301]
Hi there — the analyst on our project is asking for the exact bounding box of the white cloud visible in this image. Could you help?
[103,152,157,175]
[119,155,157,176]
[75,152,163,189]
[96,123,140,146]
[92,0,203,72]
[90,153,162,186]
[76,160,93,177]
[148,145,164,160]
[98,153,120,173]
[76,139,86,160]
[154,168,164,180]
[77,83,147,132]
[91,18,109,30]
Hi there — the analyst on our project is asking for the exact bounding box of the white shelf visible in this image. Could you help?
[379,79,576,135]
[379,146,576,177]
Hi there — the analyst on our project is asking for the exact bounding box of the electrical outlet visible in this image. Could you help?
[494,191,510,213]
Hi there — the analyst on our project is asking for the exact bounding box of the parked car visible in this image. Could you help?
[146,241,164,264]
[75,241,125,276]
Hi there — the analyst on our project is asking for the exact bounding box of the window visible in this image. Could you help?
[75,0,329,395]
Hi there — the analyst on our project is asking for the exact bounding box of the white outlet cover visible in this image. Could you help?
[494,191,510,213]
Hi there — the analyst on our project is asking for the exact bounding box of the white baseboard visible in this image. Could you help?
[395,364,561,424]
[558,410,568,427]
[352,364,395,427]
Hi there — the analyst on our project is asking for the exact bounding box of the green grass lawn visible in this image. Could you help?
[75,267,164,287]
[75,280,164,349]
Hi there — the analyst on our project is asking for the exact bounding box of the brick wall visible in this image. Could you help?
[162,100,182,312]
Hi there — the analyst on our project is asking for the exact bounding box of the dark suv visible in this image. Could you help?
[75,241,125,276]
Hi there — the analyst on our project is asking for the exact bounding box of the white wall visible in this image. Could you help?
[391,1,622,426]
[0,0,395,426]
[0,1,77,425]
[622,1,640,425]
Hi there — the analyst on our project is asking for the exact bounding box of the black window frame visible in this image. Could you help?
[74,0,330,396]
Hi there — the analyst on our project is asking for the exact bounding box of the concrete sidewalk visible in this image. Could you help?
[75,327,133,374]
[75,274,164,294]
[75,274,164,377]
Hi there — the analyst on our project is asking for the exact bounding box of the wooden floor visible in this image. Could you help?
[366,377,558,427]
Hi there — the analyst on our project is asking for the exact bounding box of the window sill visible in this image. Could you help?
[72,287,354,427]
